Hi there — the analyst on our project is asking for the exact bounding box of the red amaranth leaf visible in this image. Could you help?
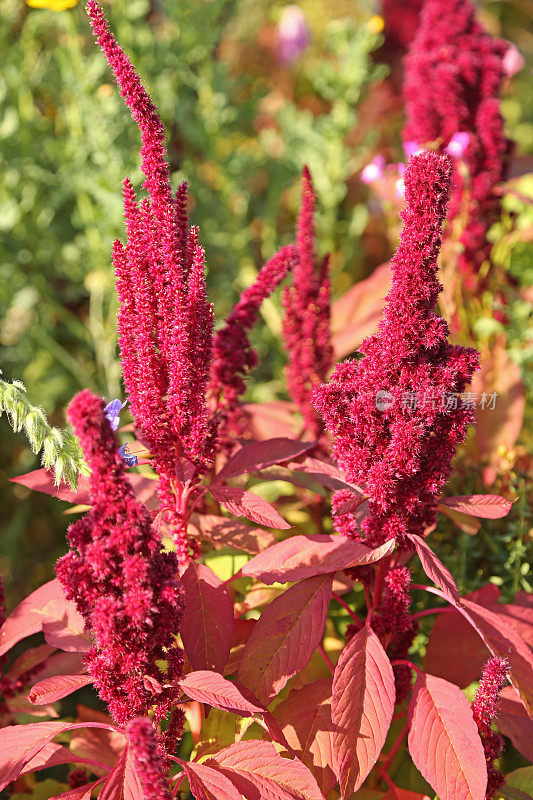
[206,740,326,800]
[0,721,122,791]
[424,610,488,688]
[177,759,244,800]
[181,563,234,674]
[177,671,264,717]
[331,625,395,798]
[10,469,157,509]
[407,535,459,602]
[439,494,512,519]
[437,504,481,535]
[19,742,108,779]
[407,673,487,800]
[29,674,93,705]
[275,678,337,795]
[0,579,66,657]
[50,781,102,800]
[98,747,143,800]
[331,262,390,360]
[214,438,315,482]
[498,686,533,763]
[240,535,394,584]
[210,485,291,530]
[189,514,276,554]
[238,575,333,705]
[39,598,92,653]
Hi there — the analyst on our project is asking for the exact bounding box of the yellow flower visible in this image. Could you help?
[26,0,78,10]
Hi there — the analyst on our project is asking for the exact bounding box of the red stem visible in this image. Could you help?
[391,658,422,676]
[377,723,408,780]
[411,606,448,621]
[318,643,334,675]
[332,592,363,626]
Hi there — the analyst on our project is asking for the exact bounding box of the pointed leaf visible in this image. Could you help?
[407,535,459,602]
[39,598,92,653]
[99,748,144,800]
[214,439,315,482]
[178,759,244,800]
[498,686,533,763]
[275,678,337,795]
[407,673,487,800]
[210,485,291,529]
[207,740,326,800]
[0,721,122,791]
[181,563,234,674]
[19,742,108,777]
[439,495,512,519]
[331,262,390,360]
[51,781,102,800]
[189,514,276,554]
[240,535,394,584]
[331,625,395,797]
[29,674,93,705]
[424,610,488,688]
[177,671,264,717]
[238,575,333,705]
[0,579,65,657]
[437,504,480,535]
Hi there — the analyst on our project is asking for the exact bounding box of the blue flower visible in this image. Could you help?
[118,444,138,467]
[104,398,127,432]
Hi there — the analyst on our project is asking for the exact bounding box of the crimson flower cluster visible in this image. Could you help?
[282,167,332,439]
[403,0,511,286]
[210,243,298,439]
[127,717,173,800]
[56,390,184,735]
[314,151,479,549]
[472,658,510,798]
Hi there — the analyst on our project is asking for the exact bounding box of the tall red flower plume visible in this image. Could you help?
[127,717,173,799]
[403,0,511,287]
[282,167,332,439]
[56,390,184,741]
[313,151,479,548]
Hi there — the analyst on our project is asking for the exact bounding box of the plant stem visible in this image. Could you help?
[332,592,363,625]
[318,643,335,675]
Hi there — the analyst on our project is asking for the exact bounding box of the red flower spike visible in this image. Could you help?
[55,390,184,741]
[403,0,511,287]
[126,717,173,799]
[472,657,510,798]
[282,167,333,438]
[313,151,479,550]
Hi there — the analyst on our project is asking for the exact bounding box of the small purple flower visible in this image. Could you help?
[361,155,386,184]
[118,444,138,467]
[445,131,470,158]
[104,398,127,432]
[277,5,310,64]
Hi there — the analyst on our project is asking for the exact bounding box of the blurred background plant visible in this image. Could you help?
[1,0,531,607]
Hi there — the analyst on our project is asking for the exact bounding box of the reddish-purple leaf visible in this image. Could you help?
[238,575,333,705]
[39,598,92,653]
[0,579,65,657]
[275,678,337,795]
[19,742,108,778]
[29,674,93,705]
[331,262,390,360]
[439,494,512,519]
[407,535,459,602]
[189,514,276,554]
[210,485,291,530]
[214,439,314,482]
[424,610,488,688]
[177,759,244,800]
[177,671,264,717]
[207,740,326,800]
[407,673,487,800]
[6,644,56,678]
[332,625,395,797]
[0,721,121,791]
[460,598,533,713]
[498,686,533,763]
[437,504,481,535]
[50,781,102,800]
[240,535,394,584]
[99,747,144,800]
[181,563,234,674]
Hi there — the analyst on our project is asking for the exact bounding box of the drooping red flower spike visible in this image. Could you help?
[210,243,298,439]
[313,151,479,548]
[403,0,511,287]
[56,390,184,740]
[126,717,173,800]
[472,658,510,798]
[282,167,333,439]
